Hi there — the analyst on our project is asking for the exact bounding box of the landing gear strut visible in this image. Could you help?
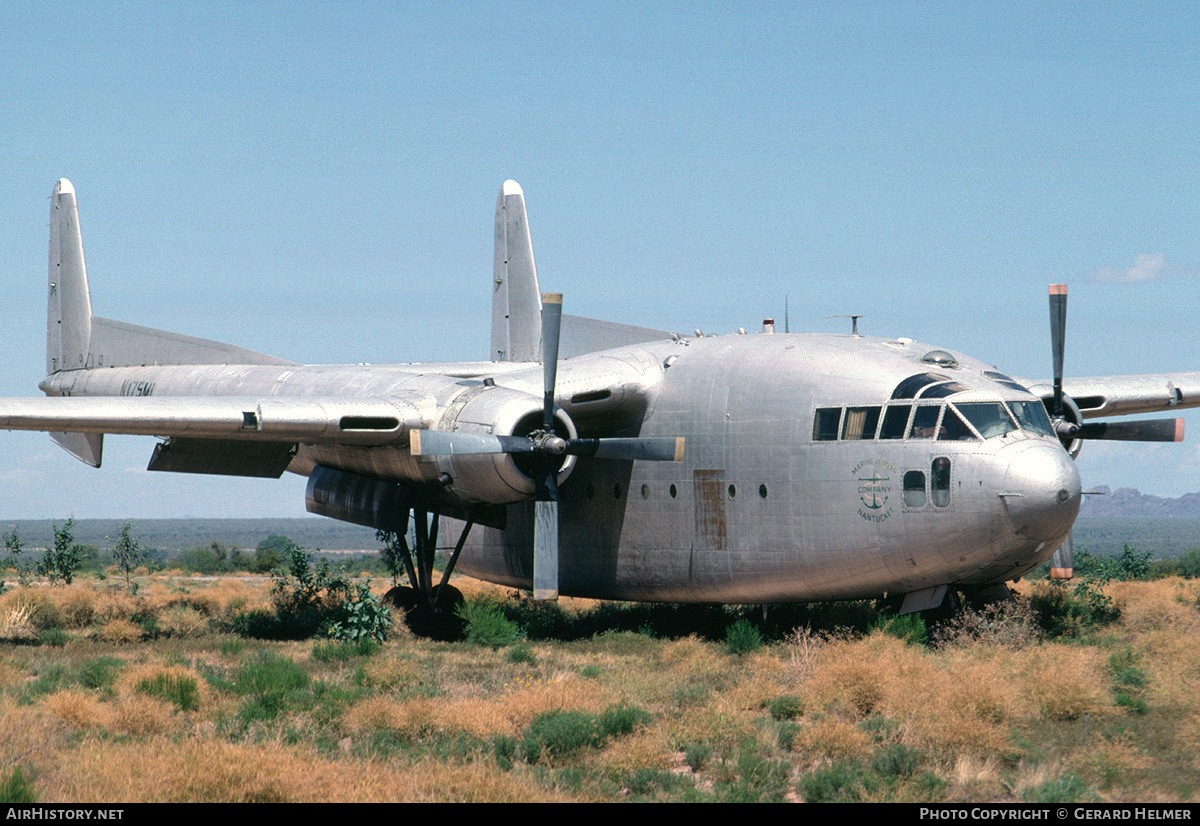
[381,505,474,640]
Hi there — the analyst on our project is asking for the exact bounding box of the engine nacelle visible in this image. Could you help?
[423,385,578,505]
[1056,394,1084,458]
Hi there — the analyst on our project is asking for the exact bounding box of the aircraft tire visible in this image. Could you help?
[385,584,465,641]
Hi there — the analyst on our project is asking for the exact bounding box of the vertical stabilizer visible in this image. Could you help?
[48,179,92,374]
[46,179,102,467]
[491,180,542,362]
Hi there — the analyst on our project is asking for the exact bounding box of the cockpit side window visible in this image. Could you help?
[937,407,976,440]
[879,405,912,440]
[909,405,941,439]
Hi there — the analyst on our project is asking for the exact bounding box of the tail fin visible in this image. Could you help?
[47,179,93,374]
[491,180,541,362]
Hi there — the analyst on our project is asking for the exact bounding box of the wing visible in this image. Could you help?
[1046,373,1200,419]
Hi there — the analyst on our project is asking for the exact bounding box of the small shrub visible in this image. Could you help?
[39,627,68,647]
[507,642,537,664]
[135,670,201,712]
[931,600,1042,649]
[1022,773,1093,803]
[327,583,392,644]
[724,619,762,655]
[523,709,604,762]
[312,638,380,663]
[456,599,521,648]
[0,766,36,804]
[798,759,876,803]
[766,695,803,720]
[872,612,926,645]
[79,655,124,690]
[600,701,652,738]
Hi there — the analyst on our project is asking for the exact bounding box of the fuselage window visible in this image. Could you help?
[954,402,1018,439]
[937,406,976,441]
[931,457,951,507]
[909,405,942,439]
[813,407,842,441]
[903,470,927,507]
[842,406,881,440]
[1009,400,1057,438]
[879,405,912,440]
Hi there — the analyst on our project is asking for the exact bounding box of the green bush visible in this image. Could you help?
[456,599,521,648]
[600,701,652,738]
[79,655,124,690]
[766,695,803,720]
[135,672,200,712]
[0,766,36,804]
[522,710,604,763]
[328,583,392,644]
[724,619,762,655]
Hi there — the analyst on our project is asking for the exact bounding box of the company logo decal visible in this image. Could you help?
[852,458,896,523]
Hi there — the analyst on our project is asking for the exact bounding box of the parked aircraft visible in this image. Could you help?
[1,179,1194,631]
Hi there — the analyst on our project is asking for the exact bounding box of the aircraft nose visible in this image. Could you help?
[999,440,1082,542]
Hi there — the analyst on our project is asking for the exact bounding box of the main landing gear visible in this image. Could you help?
[381,506,474,640]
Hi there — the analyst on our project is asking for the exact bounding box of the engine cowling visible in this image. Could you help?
[421,385,578,505]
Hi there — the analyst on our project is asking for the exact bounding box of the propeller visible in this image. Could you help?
[410,292,684,601]
[1046,283,1183,454]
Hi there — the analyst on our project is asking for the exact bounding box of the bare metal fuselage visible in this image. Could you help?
[40,330,1081,604]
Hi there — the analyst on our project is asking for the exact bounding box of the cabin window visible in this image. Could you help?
[842,406,881,440]
[909,405,942,439]
[813,407,842,441]
[931,457,951,507]
[879,405,912,440]
[954,402,1018,439]
[903,471,927,507]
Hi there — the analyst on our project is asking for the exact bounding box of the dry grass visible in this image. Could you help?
[2,573,1200,802]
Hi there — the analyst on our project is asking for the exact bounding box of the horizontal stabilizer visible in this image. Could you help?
[89,317,292,368]
[559,315,673,359]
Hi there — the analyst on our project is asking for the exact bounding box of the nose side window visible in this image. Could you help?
[932,457,951,507]
[903,470,927,507]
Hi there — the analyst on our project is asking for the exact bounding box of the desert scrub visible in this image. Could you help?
[457,599,521,648]
[133,666,203,712]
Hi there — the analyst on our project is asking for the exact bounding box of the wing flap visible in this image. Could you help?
[0,396,423,445]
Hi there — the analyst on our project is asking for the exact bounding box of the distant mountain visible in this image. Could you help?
[1078,485,1200,518]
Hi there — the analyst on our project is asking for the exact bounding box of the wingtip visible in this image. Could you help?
[1049,283,1067,295]
[501,179,523,197]
[54,178,75,196]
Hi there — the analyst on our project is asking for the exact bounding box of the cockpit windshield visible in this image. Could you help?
[1008,399,1057,438]
[814,371,1059,443]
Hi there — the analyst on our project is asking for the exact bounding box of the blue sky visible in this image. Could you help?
[0,1,1197,518]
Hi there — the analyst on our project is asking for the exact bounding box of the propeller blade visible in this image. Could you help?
[1049,284,1067,417]
[541,292,563,430]
[1049,532,1073,580]
[532,292,565,600]
[533,497,559,601]
[409,430,534,456]
[1075,418,1184,442]
[568,436,685,462]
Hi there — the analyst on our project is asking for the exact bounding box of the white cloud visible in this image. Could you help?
[1091,252,1169,283]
